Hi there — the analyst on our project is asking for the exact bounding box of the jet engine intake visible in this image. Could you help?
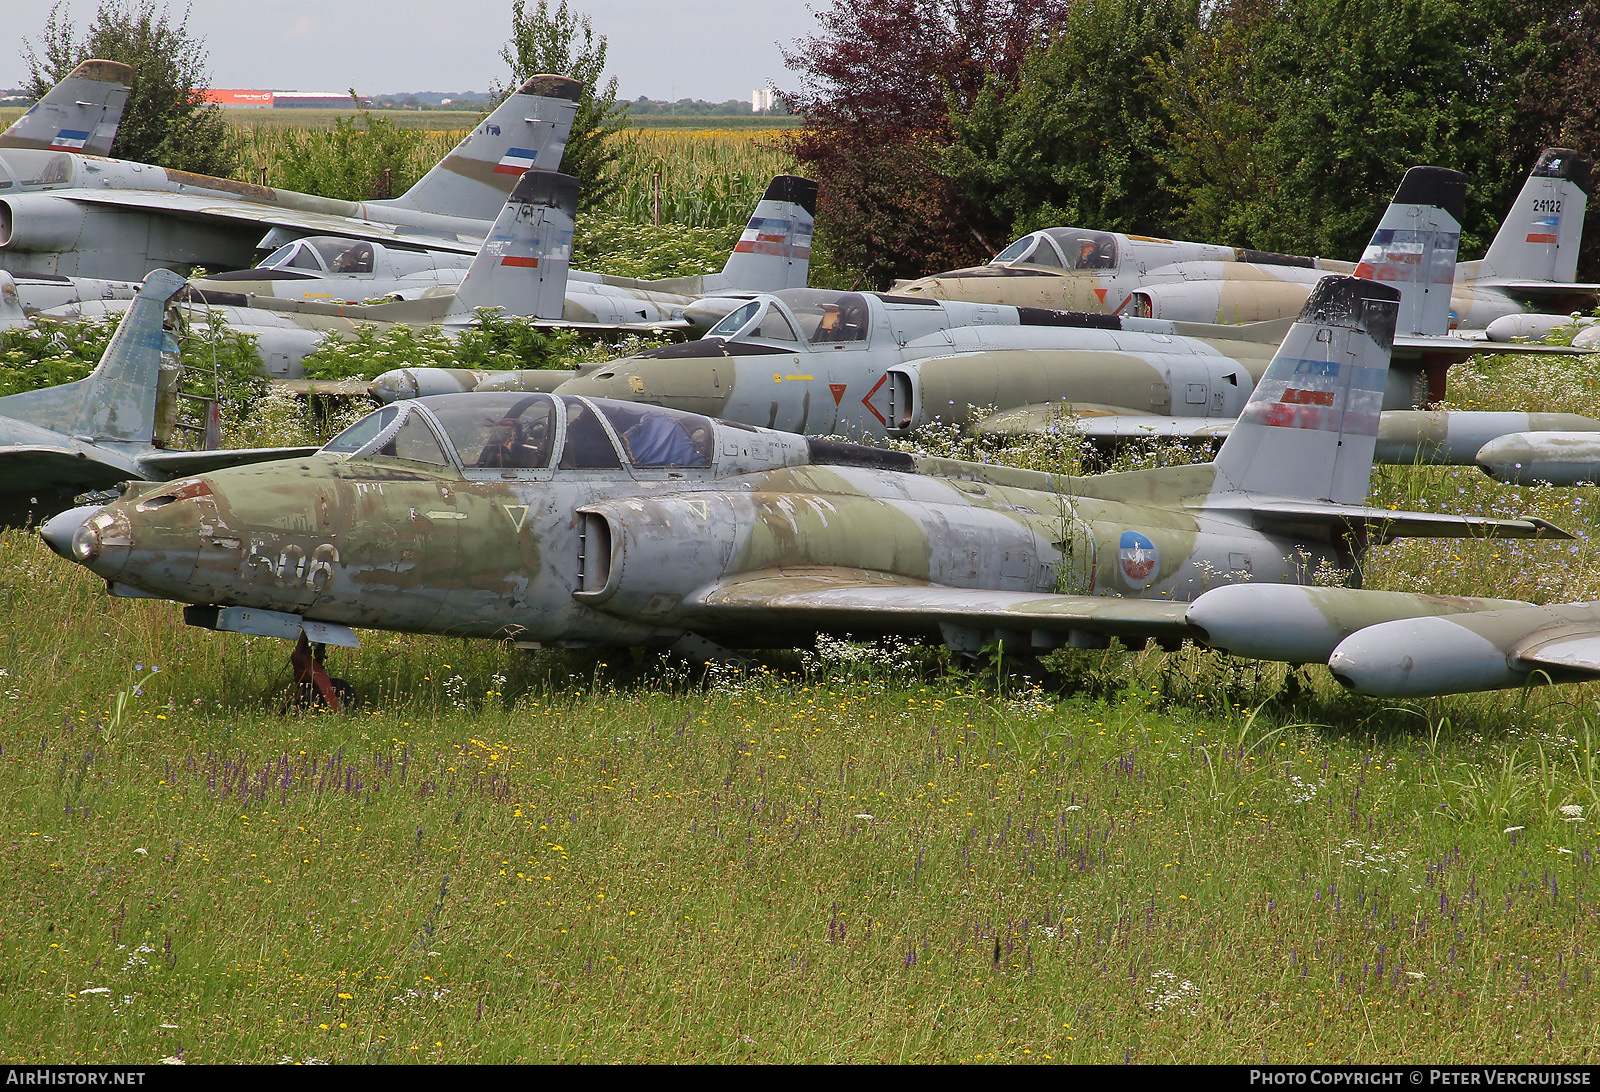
[0,194,92,253]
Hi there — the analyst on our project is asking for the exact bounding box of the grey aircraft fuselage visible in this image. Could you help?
[551,288,1279,440]
[45,392,1359,653]
[0,75,580,280]
[41,277,1567,671]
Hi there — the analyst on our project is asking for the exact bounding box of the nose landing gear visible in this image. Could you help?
[288,633,355,711]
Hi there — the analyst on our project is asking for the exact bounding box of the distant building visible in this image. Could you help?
[752,87,777,114]
[206,89,275,109]
[203,89,368,109]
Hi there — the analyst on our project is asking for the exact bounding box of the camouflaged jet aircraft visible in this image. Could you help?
[38,276,1568,705]
[538,168,1596,466]
[895,149,1598,337]
[0,74,579,280]
[0,268,314,523]
[0,59,130,158]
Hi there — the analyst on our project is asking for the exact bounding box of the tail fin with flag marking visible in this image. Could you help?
[1476,148,1591,285]
[381,75,580,222]
[712,175,817,292]
[452,170,577,319]
[1353,165,1464,336]
[0,59,131,157]
[1209,275,1401,504]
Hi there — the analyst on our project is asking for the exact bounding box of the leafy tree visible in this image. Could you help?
[492,0,628,213]
[780,0,1071,286]
[1516,1,1600,279]
[20,0,238,177]
[944,0,1197,238]
[1153,0,1563,260]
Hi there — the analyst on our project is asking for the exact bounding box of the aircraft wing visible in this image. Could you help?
[686,567,1194,643]
[1393,334,1586,358]
[55,189,483,253]
[1475,280,1600,301]
[976,403,1234,441]
[1518,633,1600,676]
[0,444,144,491]
[136,446,321,476]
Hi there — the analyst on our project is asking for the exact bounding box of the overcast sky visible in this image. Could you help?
[5,0,826,103]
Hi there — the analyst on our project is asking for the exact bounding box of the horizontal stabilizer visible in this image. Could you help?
[1203,498,1571,542]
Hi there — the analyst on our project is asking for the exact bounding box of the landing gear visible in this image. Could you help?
[287,633,355,712]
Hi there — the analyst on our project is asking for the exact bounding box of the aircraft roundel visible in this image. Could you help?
[1118,530,1159,584]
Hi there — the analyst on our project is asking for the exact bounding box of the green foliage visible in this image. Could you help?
[298,313,583,383]
[266,103,429,200]
[945,0,1198,237]
[572,213,738,279]
[1153,0,1561,257]
[0,319,112,396]
[493,0,629,212]
[21,0,239,176]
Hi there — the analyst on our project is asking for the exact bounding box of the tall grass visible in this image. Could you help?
[3,527,1600,1063]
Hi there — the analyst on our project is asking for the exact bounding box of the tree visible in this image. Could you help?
[780,0,1071,286]
[492,0,628,213]
[944,0,1197,238]
[21,0,237,177]
[1153,0,1563,260]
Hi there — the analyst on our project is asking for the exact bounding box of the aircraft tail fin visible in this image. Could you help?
[384,75,580,222]
[453,170,577,319]
[1209,275,1400,505]
[714,176,818,292]
[1478,148,1592,284]
[1354,165,1464,335]
[0,268,182,442]
[0,59,131,157]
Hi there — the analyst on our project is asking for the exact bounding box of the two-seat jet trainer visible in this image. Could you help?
[41,277,1567,706]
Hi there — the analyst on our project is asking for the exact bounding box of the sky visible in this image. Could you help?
[3,0,826,103]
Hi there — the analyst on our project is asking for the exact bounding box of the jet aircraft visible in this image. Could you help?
[539,168,1594,467]
[894,149,1598,336]
[183,175,816,315]
[0,268,315,523]
[0,59,130,158]
[39,276,1566,705]
[0,74,579,280]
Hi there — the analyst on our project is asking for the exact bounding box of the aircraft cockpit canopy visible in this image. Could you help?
[321,394,714,473]
[259,237,376,274]
[707,289,871,347]
[1,148,76,188]
[991,229,1118,271]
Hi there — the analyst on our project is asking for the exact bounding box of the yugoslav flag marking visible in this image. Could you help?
[50,129,90,149]
[1118,531,1159,584]
[500,256,539,267]
[493,148,540,175]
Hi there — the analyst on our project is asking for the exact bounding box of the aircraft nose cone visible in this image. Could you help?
[40,504,101,562]
[368,369,420,404]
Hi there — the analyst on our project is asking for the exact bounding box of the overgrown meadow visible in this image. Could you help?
[6,348,1600,1064]
[5,118,1600,1063]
